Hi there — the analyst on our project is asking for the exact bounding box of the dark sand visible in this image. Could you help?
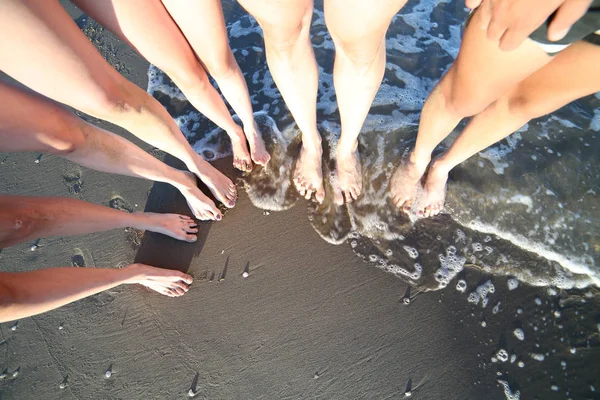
[1,2,599,400]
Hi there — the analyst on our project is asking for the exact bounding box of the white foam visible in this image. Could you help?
[507,278,519,291]
[513,328,525,341]
[462,219,599,288]
[435,247,466,289]
[467,280,495,308]
[497,380,521,400]
[146,64,187,101]
[403,245,419,259]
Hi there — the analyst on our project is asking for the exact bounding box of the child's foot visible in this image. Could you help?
[334,145,362,205]
[245,121,270,166]
[418,158,448,218]
[390,152,429,212]
[293,143,325,203]
[175,171,223,220]
[188,158,237,208]
[125,263,193,297]
[228,126,253,172]
[140,212,199,242]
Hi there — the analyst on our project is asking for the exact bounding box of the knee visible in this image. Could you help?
[439,69,492,118]
[44,119,86,156]
[203,51,238,81]
[264,14,311,56]
[506,91,545,120]
[446,92,486,118]
[88,81,142,120]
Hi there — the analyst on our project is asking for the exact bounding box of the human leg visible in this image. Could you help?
[237,0,325,202]
[419,40,600,217]
[0,0,236,206]
[325,0,407,204]
[0,264,193,323]
[72,0,260,171]
[0,195,199,248]
[390,6,551,211]
[0,81,222,220]
[161,0,270,167]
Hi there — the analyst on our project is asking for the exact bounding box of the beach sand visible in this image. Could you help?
[1,1,599,399]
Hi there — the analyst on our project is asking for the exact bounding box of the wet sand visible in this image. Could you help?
[1,1,600,399]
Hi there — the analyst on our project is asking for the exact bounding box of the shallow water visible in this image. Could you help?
[146,0,600,292]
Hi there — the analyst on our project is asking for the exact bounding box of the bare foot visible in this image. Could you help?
[189,158,237,208]
[175,171,223,221]
[245,121,271,166]
[418,159,448,218]
[334,146,362,205]
[228,126,253,172]
[293,144,325,203]
[390,152,429,212]
[140,213,198,242]
[125,263,193,297]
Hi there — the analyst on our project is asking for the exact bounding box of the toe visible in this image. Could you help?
[344,191,352,203]
[315,186,325,204]
[304,190,313,200]
[186,234,198,242]
[185,227,199,233]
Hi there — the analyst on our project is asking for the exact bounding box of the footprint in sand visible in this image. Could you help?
[109,195,134,213]
[71,248,93,268]
[63,167,84,194]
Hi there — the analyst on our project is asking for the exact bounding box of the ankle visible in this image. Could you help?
[301,138,322,155]
[429,155,452,176]
[409,150,431,171]
[337,139,358,156]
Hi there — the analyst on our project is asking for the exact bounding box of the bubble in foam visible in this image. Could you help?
[369,254,378,262]
[498,379,520,400]
[510,354,516,363]
[534,297,542,306]
[385,249,393,257]
[351,241,357,248]
[507,278,519,291]
[530,353,545,361]
[513,328,525,341]
[492,302,501,314]
[484,246,493,255]
[496,349,509,362]
[467,280,495,308]
[456,279,467,293]
[403,245,419,259]
[484,236,492,243]
[472,243,483,252]
[547,288,558,296]
[456,229,466,242]
[517,361,525,368]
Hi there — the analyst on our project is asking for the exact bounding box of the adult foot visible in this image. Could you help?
[140,212,199,242]
[334,146,362,205]
[418,158,449,218]
[125,263,193,297]
[175,171,223,221]
[390,152,429,212]
[245,121,271,166]
[189,158,237,208]
[293,143,325,203]
[228,126,253,172]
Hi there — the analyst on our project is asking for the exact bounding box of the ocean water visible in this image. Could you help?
[146,0,600,294]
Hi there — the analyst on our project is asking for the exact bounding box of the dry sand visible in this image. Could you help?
[1,2,599,400]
